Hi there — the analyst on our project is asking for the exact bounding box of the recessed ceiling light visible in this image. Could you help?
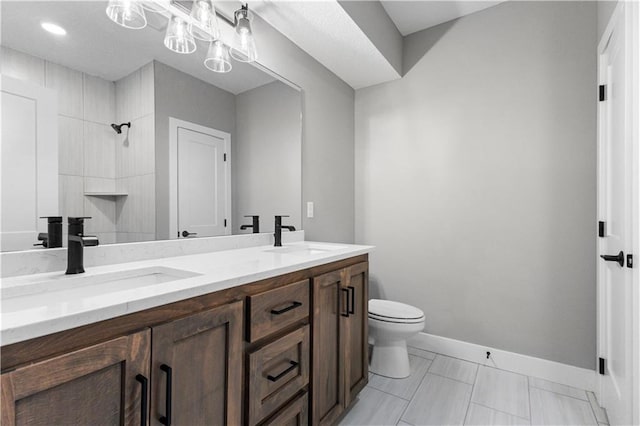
[41,22,66,36]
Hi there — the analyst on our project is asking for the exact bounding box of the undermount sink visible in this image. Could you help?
[263,243,348,255]
[2,267,200,311]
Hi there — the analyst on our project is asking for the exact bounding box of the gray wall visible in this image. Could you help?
[355,1,597,369]
[597,1,617,41]
[251,15,355,243]
[234,81,302,234]
[154,61,236,240]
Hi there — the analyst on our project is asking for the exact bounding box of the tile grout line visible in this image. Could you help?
[529,384,589,403]
[462,362,482,425]
[397,361,435,424]
[471,401,531,422]
[586,391,606,426]
[527,375,533,424]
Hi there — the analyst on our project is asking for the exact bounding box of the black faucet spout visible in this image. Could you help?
[66,217,99,275]
[274,215,295,247]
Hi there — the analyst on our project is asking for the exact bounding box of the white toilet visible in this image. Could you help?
[368,299,425,379]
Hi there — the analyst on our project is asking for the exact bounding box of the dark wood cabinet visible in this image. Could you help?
[311,262,369,426]
[1,255,368,426]
[151,301,243,426]
[1,329,150,426]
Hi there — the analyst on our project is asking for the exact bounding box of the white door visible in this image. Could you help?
[177,126,229,238]
[0,76,58,251]
[597,3,639,425]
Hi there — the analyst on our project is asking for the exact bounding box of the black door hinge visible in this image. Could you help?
[224,219,227,227]
[598,221,606,237]
[599,85,606,102]
[627,254,633,268]
[599,357,606,375]
[224,153,227,162]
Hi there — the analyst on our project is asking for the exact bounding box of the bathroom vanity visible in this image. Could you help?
[0,241,372,426]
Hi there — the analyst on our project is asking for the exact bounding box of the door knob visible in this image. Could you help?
[181,230,197,238]
[600,251,624,267]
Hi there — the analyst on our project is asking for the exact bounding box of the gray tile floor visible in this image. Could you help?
[339,347,609,426]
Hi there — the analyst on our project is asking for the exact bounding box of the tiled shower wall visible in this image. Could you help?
[0,47,156,245]
[115,62,156,243]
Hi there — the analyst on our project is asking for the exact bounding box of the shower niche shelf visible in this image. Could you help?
[84,192,128,197]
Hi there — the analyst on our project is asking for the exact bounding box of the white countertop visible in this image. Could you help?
[1,241,373,346]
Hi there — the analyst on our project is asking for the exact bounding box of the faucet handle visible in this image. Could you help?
[68,216,92,224]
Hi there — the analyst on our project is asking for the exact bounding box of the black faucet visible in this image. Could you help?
[240,215,260,233]
[34,216,63,248]
[66,217,99,275]
[274,215,296,247]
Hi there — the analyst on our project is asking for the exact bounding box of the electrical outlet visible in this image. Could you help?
[307,202,314,218]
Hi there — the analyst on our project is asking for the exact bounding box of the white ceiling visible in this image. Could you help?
[1,1,276,94]
[250,0,401,90]
[381,0,505,36]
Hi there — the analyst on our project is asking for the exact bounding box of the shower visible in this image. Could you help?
[110,122,131,134]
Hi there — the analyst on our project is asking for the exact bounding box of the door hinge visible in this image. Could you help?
[599,85,606,102]
[627,254,633,268]
[599,357,606,375]
[224,219,227,227]
[224,153,227,162]
[598,221,606,237]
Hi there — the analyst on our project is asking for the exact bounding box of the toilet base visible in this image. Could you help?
[370,339,411,378]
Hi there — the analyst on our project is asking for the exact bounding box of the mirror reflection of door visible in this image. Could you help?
[177,126,230,238]
[1,76,58,251]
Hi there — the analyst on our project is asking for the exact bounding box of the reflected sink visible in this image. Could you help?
[2,266,200,306]
[263,243,348,256]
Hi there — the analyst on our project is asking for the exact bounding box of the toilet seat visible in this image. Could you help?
[368,299,425,324]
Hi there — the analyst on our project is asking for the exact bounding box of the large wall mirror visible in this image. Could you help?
[0,1,302,252]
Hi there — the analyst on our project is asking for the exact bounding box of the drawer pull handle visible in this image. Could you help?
[135,374,148,426]
[341,288,350,317]
[267,360,299,382]
[348,286,356,314]
[159,364,172,426]
[271,301,302,315]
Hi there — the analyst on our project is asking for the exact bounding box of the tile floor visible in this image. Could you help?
[339,347,609,426]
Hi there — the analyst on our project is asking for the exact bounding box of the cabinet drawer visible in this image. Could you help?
[247,325,310,426]
[262,391,309,426]
[247,279,310,342]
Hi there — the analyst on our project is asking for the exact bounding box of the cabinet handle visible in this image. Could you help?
[159,364,172,426]
[271,301,302,315]
[135,374,148,426]
[341,288,350,317]
[348,286,356,315]
[267,360,299,382]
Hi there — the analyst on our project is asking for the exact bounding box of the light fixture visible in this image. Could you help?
[230,4,257,63]
[189,0,220,42]
[204,40,232,73]
[105,1,261,73]
[41,22,66,36]
[106,0,147,29]
[164,15,197,54]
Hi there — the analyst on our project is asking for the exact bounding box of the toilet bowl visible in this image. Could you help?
[368,299,425,379]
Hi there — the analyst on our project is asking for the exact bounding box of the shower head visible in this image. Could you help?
[110,122,131,134]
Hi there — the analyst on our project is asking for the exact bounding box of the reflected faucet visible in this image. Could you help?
[240,215,260,233]
[274,215,296,247]
[34,216,63,248]
[66,217,99,275]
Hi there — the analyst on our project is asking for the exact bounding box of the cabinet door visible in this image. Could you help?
[311,269,347,426]
[1,329,150,426]
[344,262,369,406]
[151,301,242,426]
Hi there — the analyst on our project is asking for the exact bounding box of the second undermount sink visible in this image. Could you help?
[263,243,348,255]
[2,266,200,305]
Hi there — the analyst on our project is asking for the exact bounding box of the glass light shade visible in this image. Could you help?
[230,7,257,62]
[189,0,220,41]
[164,15,196,54]
[106,0,147,29]
[204,40,232,73]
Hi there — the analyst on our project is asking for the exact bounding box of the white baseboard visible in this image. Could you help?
[408,332,596,392]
